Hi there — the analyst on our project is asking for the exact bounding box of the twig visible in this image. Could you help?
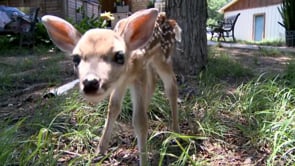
[60,150,82,157]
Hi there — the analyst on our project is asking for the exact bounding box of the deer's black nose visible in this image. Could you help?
[82,78,100,94]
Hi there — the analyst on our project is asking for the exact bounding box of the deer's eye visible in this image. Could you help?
[113,51,125,65]
[72,54,81,67]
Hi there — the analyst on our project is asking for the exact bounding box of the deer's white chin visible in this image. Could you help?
[81,88,112,105]
[83,93,105,105]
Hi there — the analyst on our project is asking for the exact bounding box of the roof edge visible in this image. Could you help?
[218,0,239,14]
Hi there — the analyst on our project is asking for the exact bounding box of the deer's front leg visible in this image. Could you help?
[97,85,127,154]
[130,79,151,166]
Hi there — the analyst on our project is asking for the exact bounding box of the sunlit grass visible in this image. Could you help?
[149,131,207,166]
[195,59,295,165]
[238,39,284,47]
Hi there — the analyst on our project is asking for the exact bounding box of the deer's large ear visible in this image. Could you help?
[114,18,128,36]
[42,15,81,53]
[123,8,158,51]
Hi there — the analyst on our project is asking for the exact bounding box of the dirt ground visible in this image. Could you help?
[0,46,294,165]
[214,47,292,74]
[0,52,75,120]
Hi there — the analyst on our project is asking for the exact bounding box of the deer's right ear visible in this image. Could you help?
[114,18,128,36]
[42,15,81,53]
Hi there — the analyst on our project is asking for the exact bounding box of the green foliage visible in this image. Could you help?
[147,1,155,8]
[282,60,295,88]
[278,0,295,30]
[207,0,229,25]
[0,35,20,49]
[35,22,52,45]
[200,50,253,85]
[0,23,52,48]
[0,119,25,165]
[68,4,108,34]
[67,15,106,34]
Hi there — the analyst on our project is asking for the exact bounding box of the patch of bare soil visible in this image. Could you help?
[195,110,270,166]
[216,47,292,75]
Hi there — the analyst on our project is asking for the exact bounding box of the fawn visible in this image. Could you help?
[42,8,181,165]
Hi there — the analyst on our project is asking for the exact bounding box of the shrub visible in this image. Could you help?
[35,22,52,45]
[278,0,295,30]
[67,15,107,34]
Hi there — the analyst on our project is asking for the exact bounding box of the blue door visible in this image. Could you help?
[254,15,265,41]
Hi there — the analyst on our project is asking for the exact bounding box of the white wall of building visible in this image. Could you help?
[225,4,285,41]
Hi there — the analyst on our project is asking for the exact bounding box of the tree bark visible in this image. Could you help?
[165,0,208,75]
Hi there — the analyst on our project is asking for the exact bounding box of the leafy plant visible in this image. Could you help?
[207,0,229,25]
[147,1,155,8]
[68,15,106,34]
[35,22,52,44]
[68,4,110,34]
[278,0,295,30]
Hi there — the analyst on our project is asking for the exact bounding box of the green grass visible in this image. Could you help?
[207,36,284,47]
[239,39,285,47]
[0,45,68,96]
[193,55,295,165]
[239,78,294,165]
[0,119,25,164]
[0,46,294,165]
[209,37,284,47]
[255,47,289,57]
[200,48,253,88]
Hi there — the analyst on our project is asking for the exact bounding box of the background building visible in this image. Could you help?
[219,0,284,42]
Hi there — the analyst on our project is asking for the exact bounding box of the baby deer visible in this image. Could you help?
[42,8,181,165]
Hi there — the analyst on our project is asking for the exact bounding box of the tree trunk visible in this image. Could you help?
[165,0,208,75]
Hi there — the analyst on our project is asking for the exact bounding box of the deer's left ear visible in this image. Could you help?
[114,18,128,35]
[123,8,158,51]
